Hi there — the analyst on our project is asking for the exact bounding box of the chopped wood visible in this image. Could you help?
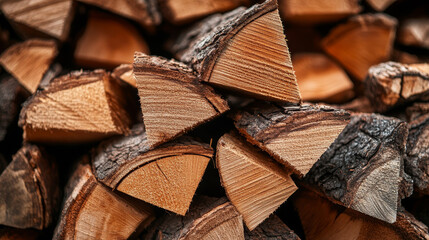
[365,62,429,112]
[304,113,408,223]
[216,132,297,230]
[19,69,132,144]
[142,196,244,240]
[53,159,155,240]
[0,0,74,40]
[244,215,300,240]
[92,124,212,215]
[133,53,229,147]
[406,102,429,122]
[233,102,350,176]
[112,64,135,87]
[393,50,422,64]
[366,0,396,11]
[322,13,397,82]
[0,39,58,93]
[0,144,60,229]
[398,18,429,49]
[74,11,149,69]
[0,227,39,240]
[293,53,354,103]
[331,96,375,113]
[278,0,361,24]
[170,0,301,103]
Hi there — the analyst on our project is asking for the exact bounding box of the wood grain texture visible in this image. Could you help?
[365,62,429,112]
[304,113,408,223]
[244,215,301,240]
[366,0,396,11]
[112,64,135,87]
[0,39,58,93]
[170,0,300,103]
[217,132,297,230]
[134,53,229,147]
[233,102,350,176]
[322,13,397,82]
[398,18,429,49]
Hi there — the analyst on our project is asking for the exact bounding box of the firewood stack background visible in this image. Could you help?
[0,0,429,239]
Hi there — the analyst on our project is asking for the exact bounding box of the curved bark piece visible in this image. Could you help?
[18,69,132,144]
[0,39,58,93]
[112,64,135,87]
[365,62,429,112]
[322,13,397,82]
[0,144,60,229]
[216,132,297,230]
[143,196,244,240]
[53,160,154,240]
[170,0,300,103]
[133,53,229,147]
[92,125,212,215]
[244,215,300,240]
[233,102,350,176]
[398,18,429,50]
[304,113,408,223]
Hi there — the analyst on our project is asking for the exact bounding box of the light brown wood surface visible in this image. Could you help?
[112,64,135,87]
[398,18,429,50]
[367,0,396,11]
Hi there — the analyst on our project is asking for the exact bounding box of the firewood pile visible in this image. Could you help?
[1,0,429,239]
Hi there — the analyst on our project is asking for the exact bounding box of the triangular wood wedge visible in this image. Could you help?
[366,0,396,11]
[233,102,350,176]
[0,39,58,93]
[217,132,297,230]
[169,0,300,103]
[133,53,229,147]
[0,144,60,230]
[322,13,397,82]
[112,64,135,87]
[19,70,132,144]
[92,125,212,215]
[53,159,155,240]
[304,113,407,223]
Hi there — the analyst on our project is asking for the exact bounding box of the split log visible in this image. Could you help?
[322,14,397,82]
[0,0,74,41]
[159,0,248,24]
[278,0,361,24]
[170,0,301,103]
[398,18,429,50]
[142,196,244,240]
[0,227,39,240]
[19,69,133,144]
[304,113,408,223]
[244,215,300,240]
[133,53,229,147]
[366,0,396,11]
[292,53,354,103]
[0,39,58,93]
[74,11,149,69]
[112,64,135,87]
[92,124,212,215]
[233,102,350,176]
[365,62,429,113]
[53,159,155,240]
[216,132,297,230]
[0,144,60,229]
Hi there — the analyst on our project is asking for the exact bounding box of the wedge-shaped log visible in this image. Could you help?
[322,14,397,82]
[366,0,396,11]
[233,102,350,176]
[398,18,429,50]
[244,215,300,240]
[0,144,60,229]
[19,70,132,143]
[143,196,244,240]
[304,113,407,223]
[134,53,229,147]
[0,0,74,40]
[0,39,58,93]
[92,125,212,215]
[217,132,297,230]
[170,0,300,103]
[53,160,154,240]
[366,62,429,112]
[112,64,135,87]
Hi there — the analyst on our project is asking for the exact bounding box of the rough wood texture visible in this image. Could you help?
[304,113,408,223]
[216,132,297,230]
[407,102,429,122]
[53,160,155,240]
[170,0,300,103]
[92,124,212,215]
[0,39,58,93]
[133,53,229,147]
[0,144,60,229]
[233,102,350,176]
[293,53,354,103]
[322,13,397,82]
[74,11,149,69]
[19,69,132,144]
[365,62,429,112]
[278,0,361,24]
[0,0,74,40]
[143,196,244,240]
[112,64,135,87]
[366,0,396,11]
[398,18,429,49]
[244,215,300,240]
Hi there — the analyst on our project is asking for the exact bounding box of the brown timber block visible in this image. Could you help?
[398,18,429,50]
[112,64,135,88]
